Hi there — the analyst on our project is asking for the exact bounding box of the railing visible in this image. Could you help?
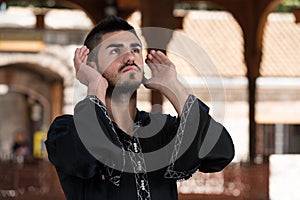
[0,161,269,200]
[0,160,64,200]
[178,163,269,200]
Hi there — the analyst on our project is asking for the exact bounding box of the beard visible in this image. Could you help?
[106,72,142,98]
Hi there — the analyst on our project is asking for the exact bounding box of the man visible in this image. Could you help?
[45,16,234,200]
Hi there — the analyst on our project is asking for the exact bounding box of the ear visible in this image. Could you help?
[87,61,102,74]
[87,61,97,69]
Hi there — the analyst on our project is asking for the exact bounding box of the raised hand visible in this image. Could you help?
[74,46,108,103]
[144,50,177,91]
[144,50,188,116]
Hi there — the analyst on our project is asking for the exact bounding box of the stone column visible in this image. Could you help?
[50,81,63,121]
[140,0,179,113]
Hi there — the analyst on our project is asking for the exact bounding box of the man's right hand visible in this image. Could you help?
[74,46,108,104]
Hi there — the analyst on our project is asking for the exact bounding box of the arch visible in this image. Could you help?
[0,60,65,120]
[257,0,283,50]
[0,62,64,159]
[0,52,73,85]
[55,0,106,24]
[5,83,51,127]
[0,0,106,24]
[0,62,63,83]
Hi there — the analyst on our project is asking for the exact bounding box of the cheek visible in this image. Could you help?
[98,53,114,71]
[136,55,144,65]
[100,59,118,74]
[102,63,120,81]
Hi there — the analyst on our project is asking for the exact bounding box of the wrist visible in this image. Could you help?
[87,80,99,96]
[87,79,106,104]
[161,80,189,116]
[162,79,187,96]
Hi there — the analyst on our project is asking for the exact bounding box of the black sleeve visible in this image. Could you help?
[45,114,99,179]
[164,95,235,180]
[45,96,124,180]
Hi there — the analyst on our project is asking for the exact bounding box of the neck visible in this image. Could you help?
[106,89,137,136]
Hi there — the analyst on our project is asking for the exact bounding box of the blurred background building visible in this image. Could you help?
[0,0,300,199]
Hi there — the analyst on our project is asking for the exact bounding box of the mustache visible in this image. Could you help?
[119,62,140,72]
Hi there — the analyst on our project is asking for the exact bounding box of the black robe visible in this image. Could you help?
[45,95,234,200]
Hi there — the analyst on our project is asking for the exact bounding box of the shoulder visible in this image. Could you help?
[48,114,76,137]
[53,114,73,121]
[51,114,74,127]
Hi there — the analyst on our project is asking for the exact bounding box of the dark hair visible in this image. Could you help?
[84,15,138,51]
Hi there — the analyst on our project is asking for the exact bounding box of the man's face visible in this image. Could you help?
[95,31,144,91]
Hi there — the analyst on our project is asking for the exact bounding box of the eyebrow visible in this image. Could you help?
[106,43,141,49]
[130,43,142,48]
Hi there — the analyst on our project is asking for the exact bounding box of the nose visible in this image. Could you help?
[122,49,135,64]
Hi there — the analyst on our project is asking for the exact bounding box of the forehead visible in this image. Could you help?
[100,31,141,47]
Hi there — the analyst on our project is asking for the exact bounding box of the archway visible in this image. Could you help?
[0,63,63,160]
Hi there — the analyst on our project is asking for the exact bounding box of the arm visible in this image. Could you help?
[45,114,99,178]
[144,50,189,116]
[144,50,234,177]
[45,97,124,183]
[45,47,124,182]
[164,96,235,180]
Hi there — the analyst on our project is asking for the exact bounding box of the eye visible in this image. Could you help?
[131,47,141,54]
[110,48,120,54]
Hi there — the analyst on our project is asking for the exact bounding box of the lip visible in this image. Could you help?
[121,66,139,73]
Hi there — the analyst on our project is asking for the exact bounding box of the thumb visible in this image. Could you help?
[142,76,162,90]
[142,76,151,88]
[142,76,148,84]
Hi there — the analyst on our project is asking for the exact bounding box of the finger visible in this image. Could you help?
[145,59,159,75]
[74,48,80,59]
[146,52,154,62]
[82,46,89,57]
[146,53,162,72]
[75,47,85,61]
[83,48,89,64]
[156,51,171,66]
[74,48,82,71]
[150,50,165,65]
[79,48,86,61]
[74,47,89,72]
[77,46,88,60]
[146,51,159,63]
